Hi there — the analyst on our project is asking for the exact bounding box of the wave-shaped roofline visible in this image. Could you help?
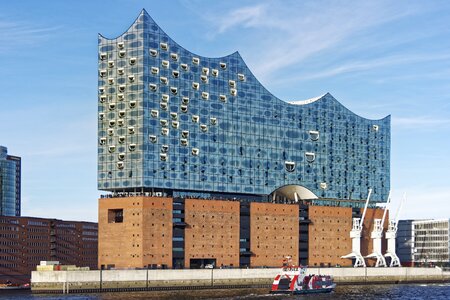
[98,9,238,60]
[99,9,390,122]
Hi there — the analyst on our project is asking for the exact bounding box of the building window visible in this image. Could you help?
[309,130,319,141]
[149,49,158,57]
[151,67,159,75]
[108,209,123,223]
[151,110,159,118]
[160,42,168,51]
[285,161,295,172]
[161,94,169,103]
[149,83,157,92]
[305,152,315,163]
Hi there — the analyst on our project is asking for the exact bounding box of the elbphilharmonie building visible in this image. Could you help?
[98,10,390,269]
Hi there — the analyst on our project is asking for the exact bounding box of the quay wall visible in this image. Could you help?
[31,267,450,293]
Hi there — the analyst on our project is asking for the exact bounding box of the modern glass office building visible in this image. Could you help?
[97,10,390,207]
[0,146,21,216]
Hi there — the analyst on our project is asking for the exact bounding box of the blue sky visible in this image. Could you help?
[1,0,449,222]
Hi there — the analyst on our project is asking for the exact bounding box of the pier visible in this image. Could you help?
[31,267,450,294]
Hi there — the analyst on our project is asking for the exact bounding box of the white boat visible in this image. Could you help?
[270,257,336,295]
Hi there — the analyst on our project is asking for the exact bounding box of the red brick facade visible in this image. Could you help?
[184,199,240,268]
[0,216,97,284]
[250,203,299,267]
[98,196,172,269]
[98,196,387,269]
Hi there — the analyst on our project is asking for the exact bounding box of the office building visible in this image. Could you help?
[397,219,450,267]
[0,146,21,216]
[0,216,98,284]
[396,219,414,266]
[98,10,390,269]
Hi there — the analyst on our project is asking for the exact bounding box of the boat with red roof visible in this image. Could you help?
[270,256,336,295]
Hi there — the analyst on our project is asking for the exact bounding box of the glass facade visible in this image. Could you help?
[0,146,21,216]
[98,10,390,205]
[413,219,450,264]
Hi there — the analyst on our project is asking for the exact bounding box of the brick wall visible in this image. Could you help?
[184,199,240,268]
[308,206,352,267]
[250,202,299,267]
[98,196,172,269]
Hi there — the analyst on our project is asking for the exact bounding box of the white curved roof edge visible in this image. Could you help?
[273,185,319,200]
[287,93,327,106]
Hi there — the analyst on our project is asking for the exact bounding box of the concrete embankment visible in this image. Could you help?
[31,267,450,294]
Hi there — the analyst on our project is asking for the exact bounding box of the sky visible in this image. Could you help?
[0,0,449,222]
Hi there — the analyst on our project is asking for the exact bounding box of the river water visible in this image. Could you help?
[1,284,449,299]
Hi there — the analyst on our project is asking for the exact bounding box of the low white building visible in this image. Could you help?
[413,219,449,265]
[397,219,450,266]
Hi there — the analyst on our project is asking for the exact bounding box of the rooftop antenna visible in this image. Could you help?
[365,191,391,267]
[384,192,406,267]
[342,188,372,267]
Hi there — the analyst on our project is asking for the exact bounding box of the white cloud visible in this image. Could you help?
[0,19,61,52]
[215,4,270,34]
[202,1,431,81]
[393,116,450,129]
[275,53,450,84]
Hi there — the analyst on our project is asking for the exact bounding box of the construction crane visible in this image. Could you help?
[384,193,406,267]
[365,191,391,267]
[342,189,372,267]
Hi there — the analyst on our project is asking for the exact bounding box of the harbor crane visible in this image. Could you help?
[384,193,406,267]
[342,189,372,267]
[365,191,391,267]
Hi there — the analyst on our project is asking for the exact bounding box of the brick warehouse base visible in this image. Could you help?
[98,196,387,269]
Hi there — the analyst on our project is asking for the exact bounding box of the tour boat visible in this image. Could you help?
[270,257,336,295]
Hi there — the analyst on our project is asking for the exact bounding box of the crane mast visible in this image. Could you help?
[366,191,391,267]
[384,193,406,267]
[341,189,372,267]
